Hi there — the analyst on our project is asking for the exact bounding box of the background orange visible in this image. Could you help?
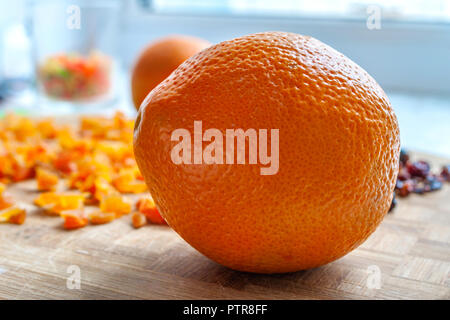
[131,35,210,110]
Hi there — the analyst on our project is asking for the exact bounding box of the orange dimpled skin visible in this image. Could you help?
[131,35,210,109]
[133,32,400,273]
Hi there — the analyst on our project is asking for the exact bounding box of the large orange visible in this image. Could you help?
[131,35,210,109]
[134,32,400,273]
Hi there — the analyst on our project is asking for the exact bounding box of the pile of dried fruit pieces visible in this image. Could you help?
[0,111,166,229]
[389,150,450,212]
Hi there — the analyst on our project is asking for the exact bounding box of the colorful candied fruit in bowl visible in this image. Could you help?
[38,51,111,101]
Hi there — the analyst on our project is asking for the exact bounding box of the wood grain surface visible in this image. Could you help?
[0,151,449,300]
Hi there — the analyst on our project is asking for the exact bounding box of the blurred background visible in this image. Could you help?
[0,0,449,156]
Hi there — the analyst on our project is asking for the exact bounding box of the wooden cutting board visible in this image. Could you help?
[0,151,449,300]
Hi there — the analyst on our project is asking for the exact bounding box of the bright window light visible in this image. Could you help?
[150,0,450,23]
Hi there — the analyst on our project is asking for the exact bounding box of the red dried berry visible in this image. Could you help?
[397,180,414,197]
[391,150,448,211]
[441,165,450,182]
[397,166,411,181]
[407,161,430,178]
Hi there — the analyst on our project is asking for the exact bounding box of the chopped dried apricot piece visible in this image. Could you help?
[4,115,36,141]
[34,192,85,215]
[12,165,34,182]
[100,194,131,217]
[113,168,147,193]
[0,205,26,225]
[92,177,117,202]
[89,211,116,225]
[136,197,167,225]
[61,210,88,230]
[131,211,147,229]
[121,181,147,194]
[34,192,59,207]
[97,140,133,163]
[112,168,133,186]
[36,167,59,191]
[0,183,11,209]
[53,151,77,175]
[36,119,57,139]
[9,209,26,224]
[0,196,13,210]
[49,196,85,215]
